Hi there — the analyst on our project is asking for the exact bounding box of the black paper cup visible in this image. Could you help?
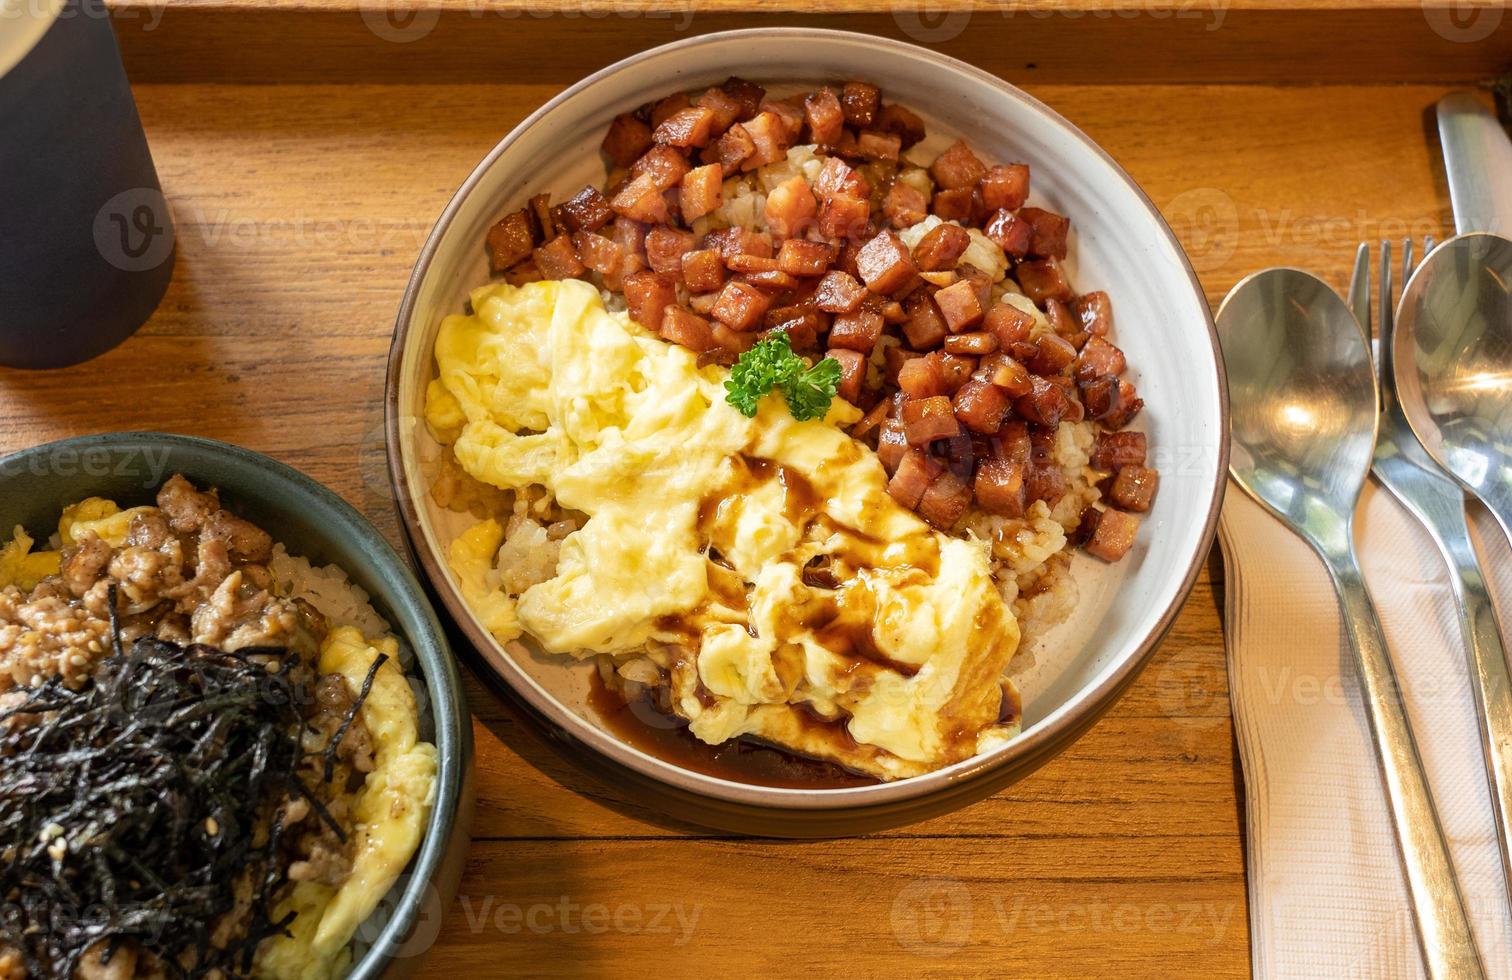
[0,0,174,369]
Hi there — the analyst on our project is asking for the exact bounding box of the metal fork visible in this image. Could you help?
[1351,238,1512,910]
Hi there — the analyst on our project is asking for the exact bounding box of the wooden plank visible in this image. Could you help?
[106,2,1512,84]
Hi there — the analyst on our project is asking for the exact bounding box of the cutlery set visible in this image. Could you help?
[1218,93,1512,977]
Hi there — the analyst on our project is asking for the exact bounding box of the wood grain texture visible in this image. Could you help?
[106,1,1512,84]
[0,78,1480,976]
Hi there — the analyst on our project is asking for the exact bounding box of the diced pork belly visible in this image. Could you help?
[884,181,929,229]
[828,348,867,405]
[902,292,949,350]
[813,270,868,313]
[765,176,818,239]
[1079,375,1125,421]
[1019,206,1070,259]
[818,195,871,239]
[913,222,971,271]
[631,145,693,191]
[804,88,845,145]
[943,332,997,356]
[572,231,624,277]
[1084,507,1140,562]
[559,186,614,234]
[1090,430,1147,471]
[952,379,1011,434]
[1015,375,1071,427]
[888,449,943,509]
[777,239,835,277]
[654,106,718,148]
[710,280,772,330]
[899,355,947,399]
[902,395,960,445]
[1102,386,1145,429]
[978,352,1032,396]
[931,189,975,223]
[978,164,1030,211]
[841,81,880,127]
[661,305,714,351]
[984,301,1034,348]
[983,209,1032,257]
[696,87,743,133]
[602,112,653,168]
[1075,335,1126,382]
[877,103,926,149]
[856,230,918,295]
[1028,334,1077,376]
[918,467,971,529]
[623,269,678,331]
[679,163,723,222]
[857,130,902,162]
[650,93,691,128]
[930,139,988,190]
[828,309,884,353]
[974,457,1027,517]
[720,76,766,120]
[644,225,695,276]
[934,280,985,334]
[739,112,792,170]
[1016,258,1074,305]
[610,172,670,224]
[878,418,910,474]
[533,233,584,279]
[709,125,756,173]
[930,351,977,394]
[1109,465,1159,512]
[486,209,536,272]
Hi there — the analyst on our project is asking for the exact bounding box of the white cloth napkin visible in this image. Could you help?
[1221,478,1512,978]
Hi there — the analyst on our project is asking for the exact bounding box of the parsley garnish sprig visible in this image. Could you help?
[723,331,843,422]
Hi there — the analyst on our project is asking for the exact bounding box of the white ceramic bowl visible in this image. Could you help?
[386,28,1227,836]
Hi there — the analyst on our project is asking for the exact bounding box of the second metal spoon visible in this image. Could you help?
[1219,267,1485,980]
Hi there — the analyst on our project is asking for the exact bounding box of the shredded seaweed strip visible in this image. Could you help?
[321,652,387,784]
[0,627,311,978]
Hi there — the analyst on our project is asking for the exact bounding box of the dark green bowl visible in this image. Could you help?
[0,432,472,978]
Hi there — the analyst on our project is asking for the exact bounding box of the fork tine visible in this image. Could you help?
[1376,240,1393,383]
[1349,242,1372,332]
[1403,237,1417,283]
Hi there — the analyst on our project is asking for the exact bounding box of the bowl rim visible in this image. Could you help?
[385,26,1229,811]
[0,430,470,976]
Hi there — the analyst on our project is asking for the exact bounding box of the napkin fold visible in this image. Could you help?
[1222,478,1512,978]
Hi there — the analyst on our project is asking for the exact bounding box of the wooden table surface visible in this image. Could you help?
[4,13,1499,970]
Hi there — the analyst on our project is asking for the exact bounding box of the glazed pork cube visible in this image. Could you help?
[884,181,929,229]
[918,468,971,529]
[765,176,818,239]
[841,81,880,127]
[486,209,536,272]
[931,189,975,223]
[559,186,614,234]
[777,239,835,277]
[877,103,926,149]
[1079,375,1125,421]
[533,233,584,279]
[654,106,718,148]
[696,87,743,133]
[978,352,1032,396]
[1015,375,1071,427]
[902,395,960,445]
[814,270,868,313]
[804,88,845,145]
[888,449,943,509]
[710,280,772,331]
[913,223,971,271]
[739,111,792,169]
[610,172,669,224]
[1084,507,1140,562]
[984,209,1032,257]
[602,112,653,168]
[952,379,1011,434]
[650,93,690,128]
[898,356,947,399]
[623,269,678,331]
[984,301,1035,348]
[1109,464,1159,512]
[814,156,870,201]
[1075,336,1126,381]
[1016,258,1074,305]
[978,164,1030,211]
[933,279,984,332]
[857,130,902,162]
[929,139,988,190]
[903,292,949,349]
[829,309,884,353]
[942,332,997,356]
[572,231,624,277]
[1028,335,1077,376]
[828,348,867,405]
[974,457,1027,517]
[720,76,766,119]
[679,163,724,222]
[644,225,695,276]
[1090,430,1147,471]
[856,231,918,295]
[1019,206,1070,259]
[631,145,692,191]
[680,248,724,293]
[1072,290,1113,337]
[710,126,756,172]
[818,194,871,239]
[661,306,714,351]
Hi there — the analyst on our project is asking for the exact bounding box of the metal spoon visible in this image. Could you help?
[1394,233,1512,536]
[1218,268,1486,980]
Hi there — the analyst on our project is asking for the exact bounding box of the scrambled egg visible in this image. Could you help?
[259,627,438,980]
[428,279,1021,779]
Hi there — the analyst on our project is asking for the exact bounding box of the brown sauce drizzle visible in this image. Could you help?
[587,672,878,789]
